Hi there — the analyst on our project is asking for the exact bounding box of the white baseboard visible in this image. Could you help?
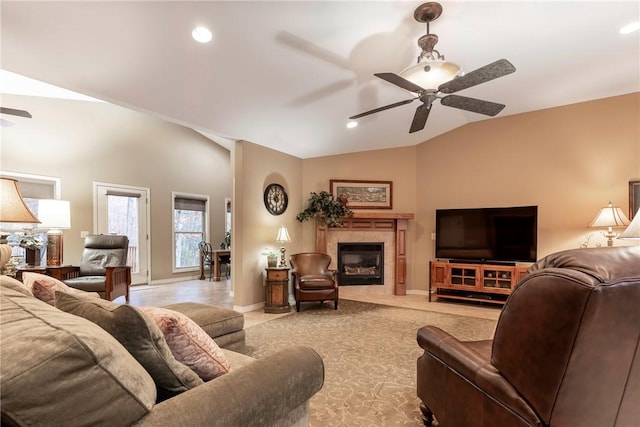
[148,275,200,285]
[406,290,429,296]
[233,301,265,313]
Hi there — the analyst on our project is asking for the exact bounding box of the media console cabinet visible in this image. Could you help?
[429,260,531,305]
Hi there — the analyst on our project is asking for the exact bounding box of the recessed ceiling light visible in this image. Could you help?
[192,26,213,43]
[346,121,358,129]
[619,22,640,34]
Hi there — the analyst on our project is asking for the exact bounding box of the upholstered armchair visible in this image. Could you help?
[48,235,131,302]
[416,246,640,427]
[289,252,338,312]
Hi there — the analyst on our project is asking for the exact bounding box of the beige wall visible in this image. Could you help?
[231,141,303,309]
[1,94,231,282]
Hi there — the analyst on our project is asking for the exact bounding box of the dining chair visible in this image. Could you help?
[198,241,213,281]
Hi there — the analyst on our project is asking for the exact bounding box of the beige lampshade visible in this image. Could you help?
[0,178,40,224]
[1,177,40,268]
[276,226,291,243]
[589,202,630,228]
[618,208,640,239]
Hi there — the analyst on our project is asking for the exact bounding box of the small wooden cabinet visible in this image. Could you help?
[264,267,291,313]
[430,261,530,305]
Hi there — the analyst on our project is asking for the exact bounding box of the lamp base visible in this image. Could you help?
[0,243,12,269]
[603,228,617,247]
[279,247,287,267]
[47,231,64,266]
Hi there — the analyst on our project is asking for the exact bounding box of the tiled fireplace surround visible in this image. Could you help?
[315,213,414,297]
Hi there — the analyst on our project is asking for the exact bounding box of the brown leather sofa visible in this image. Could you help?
[417,246,640,427]
[290,252,338,312]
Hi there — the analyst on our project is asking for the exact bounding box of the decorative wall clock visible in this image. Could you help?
[264,183,288,215]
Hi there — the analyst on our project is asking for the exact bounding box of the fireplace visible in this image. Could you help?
[337,242,384,285]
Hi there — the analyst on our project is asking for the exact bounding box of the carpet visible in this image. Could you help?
[244,299,497,427]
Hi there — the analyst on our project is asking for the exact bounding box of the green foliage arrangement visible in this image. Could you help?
[19,232,44,250]
[296,191,354,227]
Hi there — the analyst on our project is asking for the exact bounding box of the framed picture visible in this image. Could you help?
[330,179,392,209]
[630,179,640,219]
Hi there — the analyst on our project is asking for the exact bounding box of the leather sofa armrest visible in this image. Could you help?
[417,326,539,423]
[418,326,490,373]
[138,345,324,426]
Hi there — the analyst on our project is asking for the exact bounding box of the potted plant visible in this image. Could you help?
[296,191,353,227]
[262,249,279,267]
[19,231,44,266]
[222,230,231,249]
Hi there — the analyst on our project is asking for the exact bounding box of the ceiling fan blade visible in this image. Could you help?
[441,94,505,116]
[276,32,351,71]
[0,107,32,118]
[349,97,416,120]
[374,73,425,94]
[409,104,431,133]
[438,59,516,94]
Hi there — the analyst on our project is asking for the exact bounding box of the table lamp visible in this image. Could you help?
[37,199,71,266]
[276,226,291,267]
[0,178,41,267]
[589,201,630,246]
[618,208,640,239]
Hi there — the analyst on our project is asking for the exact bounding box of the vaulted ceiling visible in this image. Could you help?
[1,1,639,158]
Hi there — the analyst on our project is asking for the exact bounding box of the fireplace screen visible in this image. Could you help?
[337,242,384,285]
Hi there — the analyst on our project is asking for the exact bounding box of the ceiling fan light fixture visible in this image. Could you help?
[399,60,462,91]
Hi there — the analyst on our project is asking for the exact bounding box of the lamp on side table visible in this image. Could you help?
[0,178,41,269]
[36,199,71,266]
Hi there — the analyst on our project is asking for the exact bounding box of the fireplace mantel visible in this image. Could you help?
[316,212,414,295]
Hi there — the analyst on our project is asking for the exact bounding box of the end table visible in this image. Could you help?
[264,267,291,313]
[15,266,46,282]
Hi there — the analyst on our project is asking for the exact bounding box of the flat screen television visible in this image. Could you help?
[435,206,538,263]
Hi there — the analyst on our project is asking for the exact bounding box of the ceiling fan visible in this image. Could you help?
[349,2,516,133]
[0,107,32,127]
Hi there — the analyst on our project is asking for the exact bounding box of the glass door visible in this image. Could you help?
[95,183,149,284]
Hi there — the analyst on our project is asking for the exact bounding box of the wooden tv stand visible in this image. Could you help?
[429,260,530,305]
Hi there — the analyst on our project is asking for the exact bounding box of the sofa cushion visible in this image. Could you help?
[138,306,231,381]
[54,292,203,394]
[0,286,156,426]
[162,301,244,339]
[0,274,33,296]
[22,271,85,305]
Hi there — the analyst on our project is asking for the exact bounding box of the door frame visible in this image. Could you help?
[93,181,151,285]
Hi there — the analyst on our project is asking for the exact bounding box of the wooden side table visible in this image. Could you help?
[264,267,291,313]
[15,265,75,282]
[15,266,46,282]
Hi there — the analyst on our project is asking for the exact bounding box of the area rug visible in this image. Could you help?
[244,299,497,427]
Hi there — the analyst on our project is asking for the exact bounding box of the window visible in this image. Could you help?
[173,194,209,270]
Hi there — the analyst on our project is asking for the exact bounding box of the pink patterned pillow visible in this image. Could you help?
[138,306,231,380]
[22,272,81,305]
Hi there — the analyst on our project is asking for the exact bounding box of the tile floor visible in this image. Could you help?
[128,278,502,327]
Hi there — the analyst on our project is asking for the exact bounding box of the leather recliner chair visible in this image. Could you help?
[417,246,640,427]
[289,252,338,312]
[49,234,131,302]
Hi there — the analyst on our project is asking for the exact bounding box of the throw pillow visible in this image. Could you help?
[22,272,79,305]
[0,275,34,297]
[138,306,231,381]
[54,292,203,394]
